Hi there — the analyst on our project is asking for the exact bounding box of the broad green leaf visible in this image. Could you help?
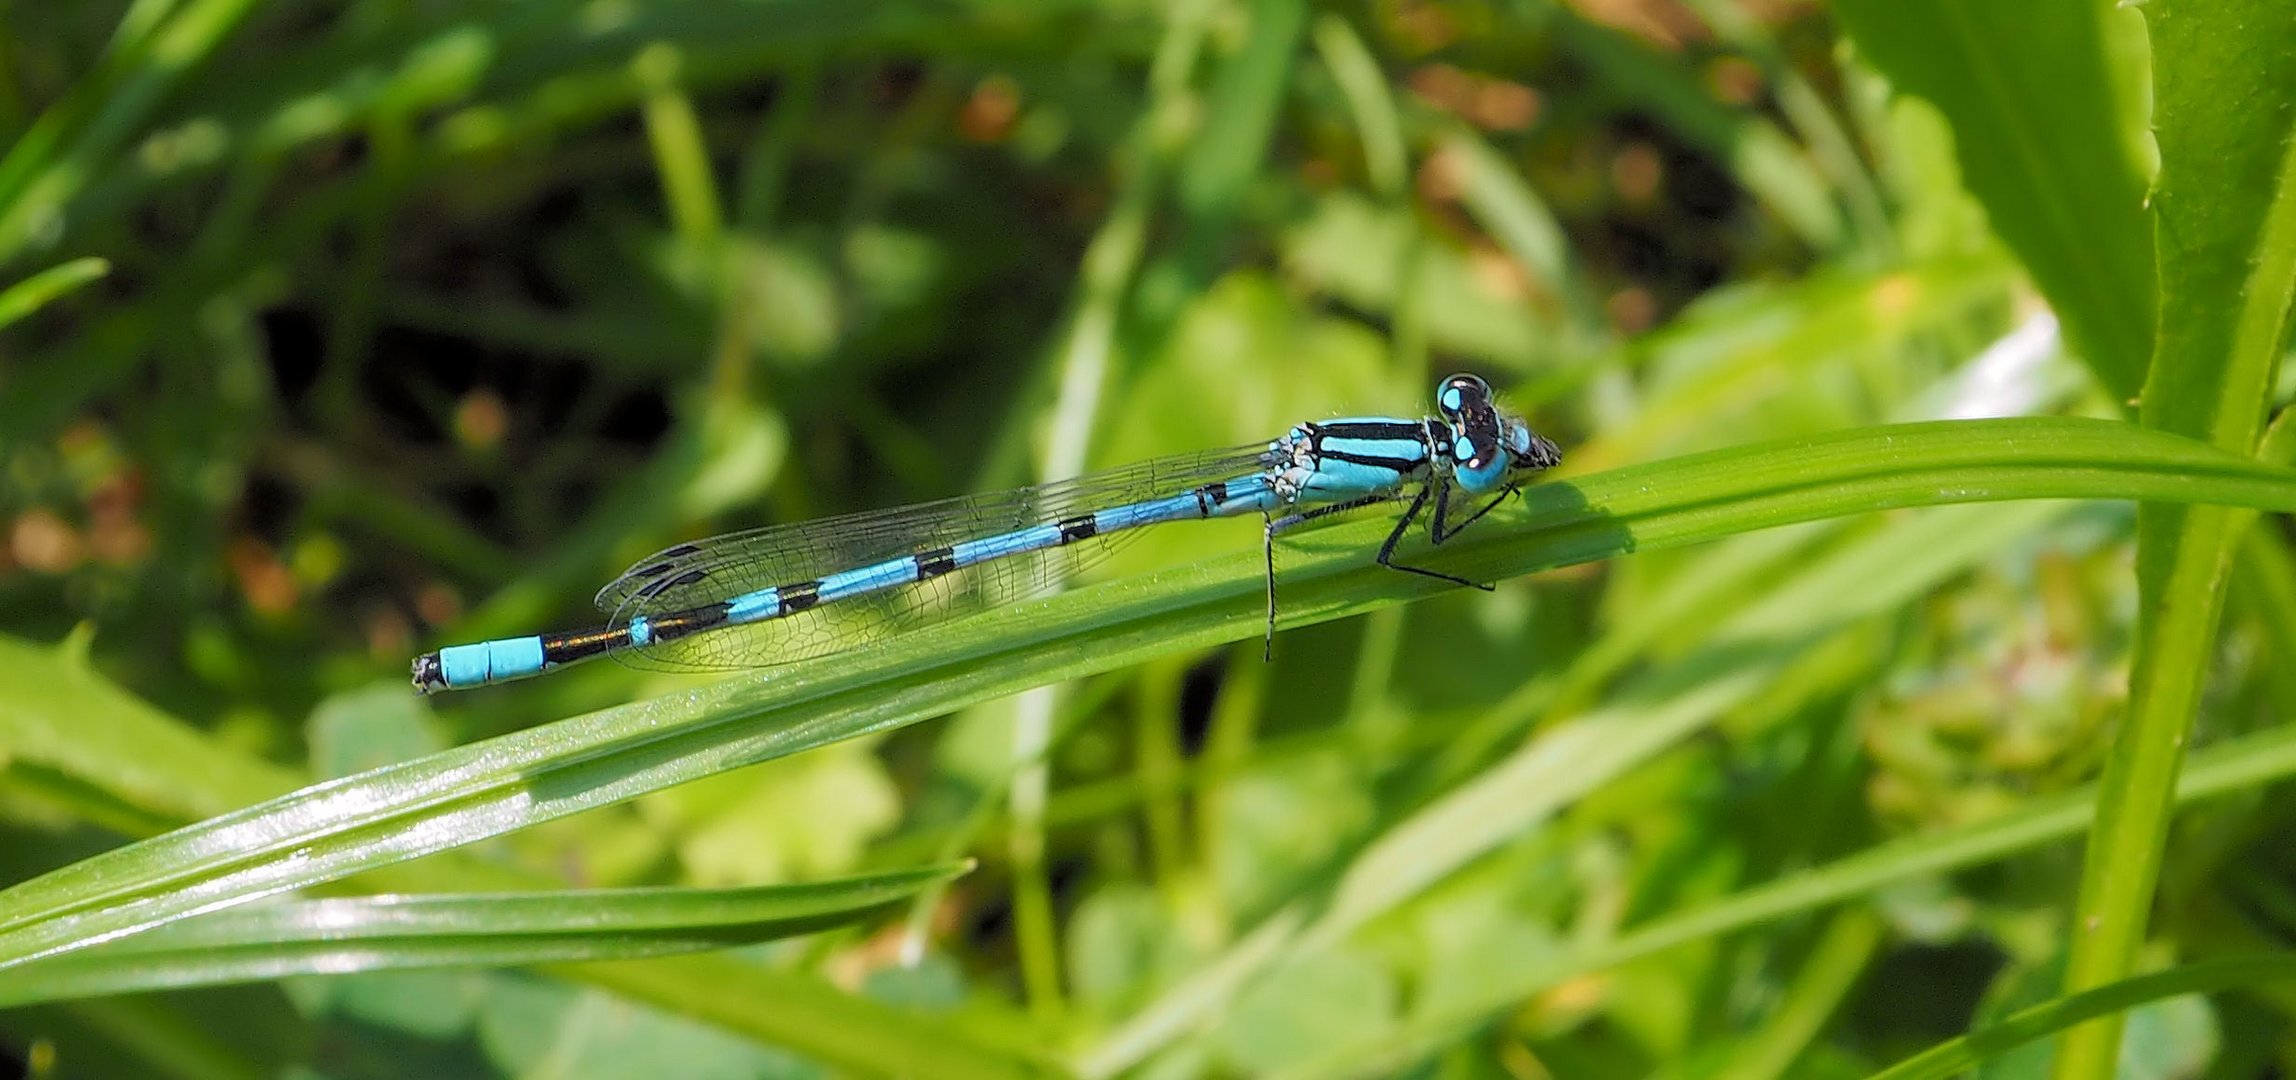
[307,683,448,780]
[1834,0,2154,399]
[476,974,806,1080]
[0,632,300,834]
[1213,949,1395,1074]
[2059,4,2296,1074]
[2133,5,2296,449]
[0,863,967,1007]
[639,739,900,886]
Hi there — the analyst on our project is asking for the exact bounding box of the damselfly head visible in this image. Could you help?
[1435,372,1559,492]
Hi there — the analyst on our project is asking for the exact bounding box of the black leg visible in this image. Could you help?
[1263,494,1398,659]
[1261,511,1278,661]
[1374,484,1491,591]
[1267,493,1395,534]
[1431,483,1519,544]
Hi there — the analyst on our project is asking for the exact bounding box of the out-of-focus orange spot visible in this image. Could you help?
[1389,0,1461,52]
[1468,246,1534,303]
[1707,56,1765,106]
[957,75,1020,143]
[1416,144,1466,202]
[1412,66,1543,132]
[1607,286,1657,333]
[1474,81,1540,131]
[87,515,151,566]
[1408,64,1475,115]
[86,469,151,567]
[417,582,464,627]
[454,389,509,452]
[12,510,83,573]
[1301,156,1340,187]
[86,467,146,515]
[1565,0,1706,50]
[228,538,298,615]
[1611,141,1663,206]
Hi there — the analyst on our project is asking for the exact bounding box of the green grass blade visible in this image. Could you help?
[1711,908,1884,1080]
[0,256,109,331]
[2056,4,2296,1074]
[0,0,265,266]
[1311,15,1406,199]
[0,864,968,1007]
[1439,128,1606,345]
[1177,0,1305,224]
[3,418,2294,976]
[1872,956,2296,1080]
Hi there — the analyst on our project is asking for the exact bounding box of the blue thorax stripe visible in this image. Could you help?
[1302,455,1414,496]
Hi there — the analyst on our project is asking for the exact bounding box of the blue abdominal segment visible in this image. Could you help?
[724,587,781,624]
[953,524,1065,567]
[435,636,547,690]
[818,557,923,603]
[1091,492,1205,532]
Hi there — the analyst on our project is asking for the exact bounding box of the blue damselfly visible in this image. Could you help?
[412,373,1561,693]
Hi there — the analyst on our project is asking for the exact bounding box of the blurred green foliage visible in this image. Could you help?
[2,0,2294,1078]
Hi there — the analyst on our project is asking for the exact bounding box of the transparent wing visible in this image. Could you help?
[597,444,1275,674]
